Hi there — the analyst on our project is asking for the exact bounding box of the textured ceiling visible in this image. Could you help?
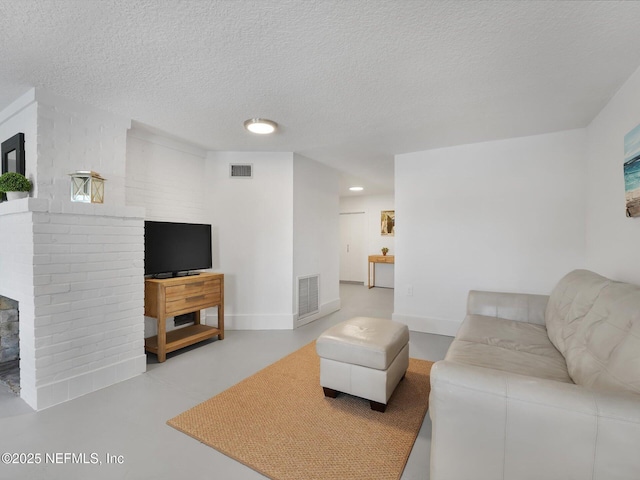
[1,1,640,195]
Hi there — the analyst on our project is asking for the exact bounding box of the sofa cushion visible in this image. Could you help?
[545,270,610,355]
[546,269,640,395]
[445,314,572,383]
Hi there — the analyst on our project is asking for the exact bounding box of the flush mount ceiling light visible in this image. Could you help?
[349,186,364,192]
[244,118,278,134]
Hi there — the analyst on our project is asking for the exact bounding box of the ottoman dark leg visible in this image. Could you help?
[323,387,339,398]
[370,401,387,412]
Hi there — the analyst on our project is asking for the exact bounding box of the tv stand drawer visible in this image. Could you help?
[166,292,220,316]
[165,279,221,302]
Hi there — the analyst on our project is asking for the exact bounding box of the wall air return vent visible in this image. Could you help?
[298,274,320,319]
[230,164,253,178]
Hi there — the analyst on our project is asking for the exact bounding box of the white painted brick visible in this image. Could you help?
[34,315,51,327]
[87,268,140,280]
[51,234,89,244]
[38,340,73,357]
[34,243,71,255]
[33,254,51,265]
[49,291,86,304]
[53,272,88,284]
[33,263,70,275]
[34,302,72,317]
[33,275,52,286]
[0,94,144,410]
[36,360,73,384]
[34,283,70,296]
[53,347,84,364]
[50,309,87,323]
[33,223,71,234]
[69,280,105,292]
[33,295,51,307]
[70,244,104,254]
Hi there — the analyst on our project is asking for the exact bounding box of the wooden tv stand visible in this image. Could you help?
[144,272,224,362]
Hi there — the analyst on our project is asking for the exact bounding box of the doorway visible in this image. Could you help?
[339,212,366,283]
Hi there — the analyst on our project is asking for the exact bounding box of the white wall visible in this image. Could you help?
[340,194,395,287]
[585,65,640,284]
[126,140,342,332]
[206,151,295,329]
[126,128,208,223]
[394,130,587,335]
[293,154,340,326]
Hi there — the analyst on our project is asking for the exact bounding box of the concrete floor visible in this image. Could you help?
[0,284,453,480]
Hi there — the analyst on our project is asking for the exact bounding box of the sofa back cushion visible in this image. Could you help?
[546,269,640,395]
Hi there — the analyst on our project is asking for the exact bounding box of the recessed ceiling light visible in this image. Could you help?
[349,186,364,191]
[244,118,277,134]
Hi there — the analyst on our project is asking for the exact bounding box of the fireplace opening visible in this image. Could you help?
[0,296,19,395]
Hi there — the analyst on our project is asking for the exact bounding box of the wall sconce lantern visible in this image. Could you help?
[69,170,106,203]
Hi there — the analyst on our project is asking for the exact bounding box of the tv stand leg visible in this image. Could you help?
[157,316,167,363]
[218,303,224,340]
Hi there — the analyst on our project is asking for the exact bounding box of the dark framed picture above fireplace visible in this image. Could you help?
[1,133,25,202]
[1,133,25,176]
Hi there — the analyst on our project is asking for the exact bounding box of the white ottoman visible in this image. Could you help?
[316,316,410,412]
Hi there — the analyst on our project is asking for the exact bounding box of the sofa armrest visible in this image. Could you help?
[467,290,549,325]
[429,360,640,480]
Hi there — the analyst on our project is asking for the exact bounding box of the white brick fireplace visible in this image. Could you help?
[0,89,146,410]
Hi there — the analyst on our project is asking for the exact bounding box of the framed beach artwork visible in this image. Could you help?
[381,210,395,236]
[624,124,640,217]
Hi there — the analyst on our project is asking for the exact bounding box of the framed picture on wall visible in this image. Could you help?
[1,133,25,176]
[624,124,640,217]
[381,210,395,236]
[1,133,25,202]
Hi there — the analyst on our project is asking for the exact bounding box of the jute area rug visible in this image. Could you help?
[167,341,433,480]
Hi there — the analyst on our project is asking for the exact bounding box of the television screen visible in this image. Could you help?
[144,221,212,276]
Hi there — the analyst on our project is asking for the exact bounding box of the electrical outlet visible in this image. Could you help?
[406,285,413,296]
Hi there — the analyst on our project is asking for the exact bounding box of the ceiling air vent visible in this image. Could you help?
[230,164,253,178]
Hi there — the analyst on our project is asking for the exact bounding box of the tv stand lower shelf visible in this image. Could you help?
[144,324,222,356]
[144,273,224,362]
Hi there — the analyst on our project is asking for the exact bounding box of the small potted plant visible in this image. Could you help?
[381,247,389,256]
[0,172,32,200]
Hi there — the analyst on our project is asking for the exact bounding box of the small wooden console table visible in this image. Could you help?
[368,255,394,289]
[144,272,224,362]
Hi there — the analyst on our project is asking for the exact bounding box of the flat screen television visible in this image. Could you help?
[144,221,212,277]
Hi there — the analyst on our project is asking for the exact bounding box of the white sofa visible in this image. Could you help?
[429,269,640,480]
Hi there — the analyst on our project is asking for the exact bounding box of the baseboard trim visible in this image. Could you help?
[295,297,341,328]
[33,354,146,411]
[218,313,296,330]
[392,313,459,337]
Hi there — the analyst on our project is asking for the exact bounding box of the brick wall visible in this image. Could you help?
[31,207,145,408]
[0,89,146,410]
[0,204,37,406]
[125,128,208,223]
[35,90,130,207]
